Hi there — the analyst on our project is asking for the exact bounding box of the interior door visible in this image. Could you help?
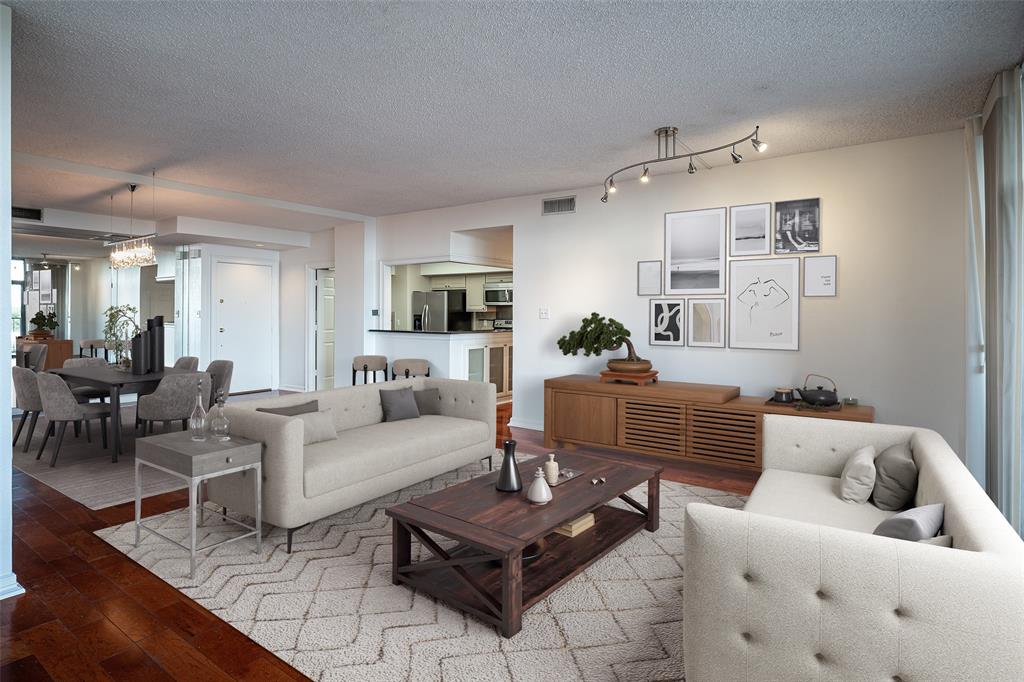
[212,261,274,392]
[315,268,336,389]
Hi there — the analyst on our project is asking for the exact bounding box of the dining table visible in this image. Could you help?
[50,365,194,462]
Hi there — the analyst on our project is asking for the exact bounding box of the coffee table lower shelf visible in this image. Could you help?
[391,504,647,636]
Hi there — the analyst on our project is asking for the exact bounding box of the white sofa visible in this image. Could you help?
[684,414,1024,682]
[206,377,495,550]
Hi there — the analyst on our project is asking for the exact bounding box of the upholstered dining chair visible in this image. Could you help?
[12,366,43,452]
[173,356,200,371]
[137,372,211,435]
[62,357,109,404]
[35,372,110,467]
[17,344,48,373]
[205,360,234,408]
[391,358,430,380]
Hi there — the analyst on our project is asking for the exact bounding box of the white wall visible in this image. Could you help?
[375,131,969,452]
[279,229,334,390]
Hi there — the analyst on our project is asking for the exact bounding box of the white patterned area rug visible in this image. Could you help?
[96,459,746,681]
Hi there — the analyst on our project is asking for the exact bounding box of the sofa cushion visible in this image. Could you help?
[303,415,489,498]
[299,410,338,446]
[874,502,944,541]
[380,387,419,422]
[839,445,877,503]
[744,469,896,533]
[414,388,442,415]
[873,442,918,510]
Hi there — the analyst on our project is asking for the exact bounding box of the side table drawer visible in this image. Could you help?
[136,433,262,478]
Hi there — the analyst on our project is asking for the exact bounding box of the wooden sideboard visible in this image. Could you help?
[544,374,875,471]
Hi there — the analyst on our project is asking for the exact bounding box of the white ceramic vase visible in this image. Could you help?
[527,467,552,505]
[543,453,559,485]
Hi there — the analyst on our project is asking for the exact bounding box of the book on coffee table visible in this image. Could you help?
[554,512,595,538]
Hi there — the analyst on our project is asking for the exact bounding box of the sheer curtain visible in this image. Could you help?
[982,65,1024,533]
[964,116,986,485]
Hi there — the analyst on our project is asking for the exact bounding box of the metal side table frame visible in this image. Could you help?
[134,445,262,579]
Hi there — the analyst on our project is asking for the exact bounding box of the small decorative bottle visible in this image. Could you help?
[527,467,552,505]
[543,453,560,485]
[208,389,230,442]
[189,384,207,441]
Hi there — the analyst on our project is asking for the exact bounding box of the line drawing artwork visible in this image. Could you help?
[735,276,791,325]
[728,257,799,350]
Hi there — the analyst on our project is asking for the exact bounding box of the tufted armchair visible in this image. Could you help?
[137,372,211,434]
[683,415,1024,681]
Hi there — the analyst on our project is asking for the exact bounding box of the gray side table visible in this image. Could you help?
[135,431,262,578]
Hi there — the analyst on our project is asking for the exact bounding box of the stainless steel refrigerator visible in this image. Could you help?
[412,290,465,331]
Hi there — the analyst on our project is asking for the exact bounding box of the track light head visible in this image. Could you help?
[687,159,696,174]
[640,166,650,183]
[751,126,767,152]
[730,146,743,164]
[607,177,617,193]
[600,192,608,203]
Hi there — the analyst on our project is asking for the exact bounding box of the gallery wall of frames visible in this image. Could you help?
[639,198,837,351]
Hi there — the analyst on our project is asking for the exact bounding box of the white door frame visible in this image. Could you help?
[305,262,334,391]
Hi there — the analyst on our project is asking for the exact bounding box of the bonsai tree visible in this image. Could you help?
[557,312,641,362]
[29,310,58,333]
[103,304,140,362]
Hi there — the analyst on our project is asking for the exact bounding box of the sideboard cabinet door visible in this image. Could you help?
[551,392,617,446]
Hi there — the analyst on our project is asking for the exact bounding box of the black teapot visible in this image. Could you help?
[796,374,839,407]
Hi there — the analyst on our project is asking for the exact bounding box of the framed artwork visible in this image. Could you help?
[728,257,800,350]
[664,207,726,295]
[804,255,838,297]
[649,298,685,346]
[774,198,820,253]
[637,260,662,296]
[687,298,726,348]
[729,203,771,257]
[39,289,52,304]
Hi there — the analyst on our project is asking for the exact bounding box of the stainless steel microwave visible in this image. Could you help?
[483,287,512,305]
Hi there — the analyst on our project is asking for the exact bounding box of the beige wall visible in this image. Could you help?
[374,131,969,451]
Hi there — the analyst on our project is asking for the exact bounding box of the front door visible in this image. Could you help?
[315,268,336,389]
[212,261,274,392]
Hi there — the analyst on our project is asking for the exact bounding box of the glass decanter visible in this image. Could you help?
[189,384,207,441]
[208,389,230,442]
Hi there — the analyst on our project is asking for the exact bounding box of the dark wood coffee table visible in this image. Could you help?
[385,452,662,637]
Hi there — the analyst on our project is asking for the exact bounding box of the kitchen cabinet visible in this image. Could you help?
[430,275,466,290]
[467,345,486,383]
[465,274,486,311]
[462,337,512,399]
[484,272,513,284]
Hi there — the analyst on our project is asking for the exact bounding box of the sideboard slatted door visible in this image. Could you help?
[686,405,761,469]
[616,399,685,457]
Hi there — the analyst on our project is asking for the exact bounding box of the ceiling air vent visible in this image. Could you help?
[12,206,44,222]
[541,196,575,216]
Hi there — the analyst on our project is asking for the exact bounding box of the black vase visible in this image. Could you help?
[495,439,522,492]
[148,316,164,372]
[131,332,150,375]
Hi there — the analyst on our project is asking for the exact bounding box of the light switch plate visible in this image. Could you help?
[539,307,550,319]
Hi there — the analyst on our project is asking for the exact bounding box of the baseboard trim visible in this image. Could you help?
[0,573,25,602]
[278,384,307,393]
[508,418,544,432]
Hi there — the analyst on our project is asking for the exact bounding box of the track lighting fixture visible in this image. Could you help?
[599,124,762,202]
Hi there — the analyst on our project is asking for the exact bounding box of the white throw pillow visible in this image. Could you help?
[838,445,877,503]
[297,410,338,446]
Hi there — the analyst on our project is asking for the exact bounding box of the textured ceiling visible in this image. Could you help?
[9,1,1024,220]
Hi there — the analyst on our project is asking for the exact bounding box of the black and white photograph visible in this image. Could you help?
[774,197,820,253]
[637,260,662,296]
[664,207,726,295]
[729,203,771,256]
[729,257,800,350]
[687,298,726,347]
[804,255,838,296]
[650,298,685,346]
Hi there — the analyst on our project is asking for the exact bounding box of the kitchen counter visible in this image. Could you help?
[369,330,512,393]
[369,329,511,335]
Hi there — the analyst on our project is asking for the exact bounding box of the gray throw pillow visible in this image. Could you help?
[873,503,944,542]
[919,534,953,547]
[414,388,441,415]
[297,410,338,446]
[872,442,918,511]
[838,445,877,503]
[257,400,319,417]
[380,387,420,422]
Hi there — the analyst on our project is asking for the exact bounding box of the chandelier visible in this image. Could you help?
[109,181,156,269]
[600,125,766,202]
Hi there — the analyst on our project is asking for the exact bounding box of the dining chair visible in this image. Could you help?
[35,372,110,467]
[17,344,48,372]
[62,357,109,404]
[137,372,211,435]
[12,367,43,452]
[205,360,234,408]
[174,356,200,371]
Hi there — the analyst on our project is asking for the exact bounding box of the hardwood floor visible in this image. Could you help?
[3,401,755,681]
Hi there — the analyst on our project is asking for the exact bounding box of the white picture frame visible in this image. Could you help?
[687,298,726,348]
[804,255,837,297]
[729,203,771,257]
[649,298,685,346]
[664,207,726,295]
[728,257,800,351]
[636,260,662,296]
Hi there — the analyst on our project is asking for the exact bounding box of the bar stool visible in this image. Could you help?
[79,339,109,360]
[352,355,387,384]
[392,358,430,380]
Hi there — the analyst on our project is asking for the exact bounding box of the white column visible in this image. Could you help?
[0,4,24,602]
[333,222,366,383]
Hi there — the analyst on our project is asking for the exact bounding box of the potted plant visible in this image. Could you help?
[103,304,140,367]
[557,312,652,373]
[28,310,58,339]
